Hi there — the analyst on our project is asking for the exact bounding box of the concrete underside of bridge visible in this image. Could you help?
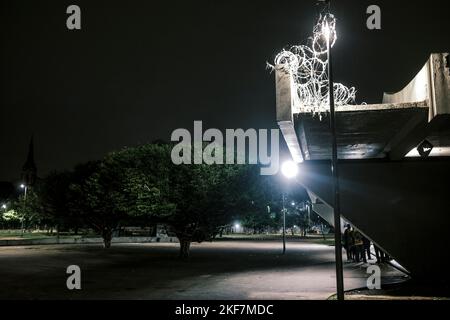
[298,158,450,282]
[275,53,450,283]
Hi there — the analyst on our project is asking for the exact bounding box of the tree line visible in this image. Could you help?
[7,142,311,257]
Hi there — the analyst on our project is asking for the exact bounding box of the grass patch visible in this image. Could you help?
[215,233,335,245]
[0,230,97,240]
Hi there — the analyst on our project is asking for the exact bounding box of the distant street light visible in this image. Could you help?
[20,183,28,200]
[291,201,295,206]
[19,183,28,236]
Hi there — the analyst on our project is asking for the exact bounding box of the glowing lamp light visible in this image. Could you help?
[20,184,25,189]
[281,160,299,179]
[1,204,6,209]
[322,21,331,43]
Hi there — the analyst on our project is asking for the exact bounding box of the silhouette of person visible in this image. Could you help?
[362,236,371,263]
[343,224,353,261]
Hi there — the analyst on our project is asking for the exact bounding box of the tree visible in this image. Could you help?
[66,144,175,249]
[111,143,175,224]
[1,209,21,229]
[112,143,245,257]
[68,160,129,248]
[38,171,81,235]
[18,141,300,258]
[238,168,283,234]
[285,204,309,236]
[167,161,246,257]
[14,189,41,232]
[103,143,255,257]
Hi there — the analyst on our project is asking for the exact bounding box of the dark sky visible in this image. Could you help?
[1,0,449,181]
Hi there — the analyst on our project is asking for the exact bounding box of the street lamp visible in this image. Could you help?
[322,8,345,300]
[1,204,6,210]
[270,0,345,299]
[280,160,299,254]
[20,183,28,200]
[19,183,28,236]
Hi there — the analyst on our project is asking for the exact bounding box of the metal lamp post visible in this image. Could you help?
[282,193,286,254]
[20,183,28,200]
[272,0,345,300]
[20,184,27,236]
[280,160,299,254]
[324,14,345,300]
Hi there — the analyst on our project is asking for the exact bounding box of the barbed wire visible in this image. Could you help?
[268,14,357,118]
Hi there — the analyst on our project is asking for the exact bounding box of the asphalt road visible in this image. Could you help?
[0,240,406,299]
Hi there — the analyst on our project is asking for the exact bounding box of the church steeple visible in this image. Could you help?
[21,136,37,186]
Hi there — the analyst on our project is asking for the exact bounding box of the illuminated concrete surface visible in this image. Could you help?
[277,53,450,161]
[0,241,405,299]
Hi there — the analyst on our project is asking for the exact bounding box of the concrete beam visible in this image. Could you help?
[275,66,304,163]
[296,116,311,160]
[385,110,429,160]
[382,53,450,159]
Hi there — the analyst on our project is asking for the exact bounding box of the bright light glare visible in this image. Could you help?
[291,201,295,206]
[281,161,299,179]
[234,223,240,229]
[20,184,25,189]
[322,22,330,42]
[1,204,6,209]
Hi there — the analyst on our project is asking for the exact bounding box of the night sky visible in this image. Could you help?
[1,0,449,181]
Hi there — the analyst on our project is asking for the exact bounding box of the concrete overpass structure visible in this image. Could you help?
[275,53,450,283]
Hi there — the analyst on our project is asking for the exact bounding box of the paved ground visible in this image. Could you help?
[0,240,407,299]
